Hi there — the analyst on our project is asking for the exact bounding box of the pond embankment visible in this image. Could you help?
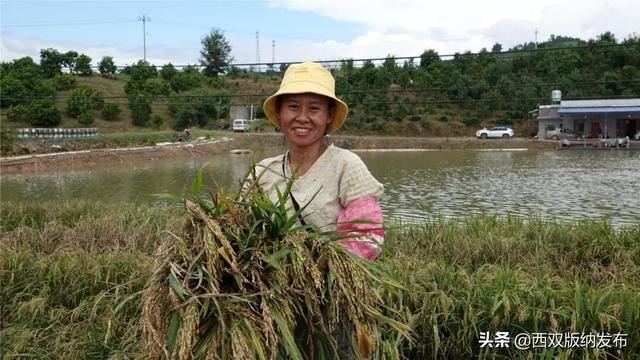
[0,133,555,173]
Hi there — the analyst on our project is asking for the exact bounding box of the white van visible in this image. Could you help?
[232,119,250,132]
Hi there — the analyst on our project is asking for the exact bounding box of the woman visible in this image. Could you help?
[253,62,384,260]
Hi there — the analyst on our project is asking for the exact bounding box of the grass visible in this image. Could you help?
[5,129,228,156]
[1,201,639,359]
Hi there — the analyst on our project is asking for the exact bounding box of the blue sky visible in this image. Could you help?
[2,0,639,67]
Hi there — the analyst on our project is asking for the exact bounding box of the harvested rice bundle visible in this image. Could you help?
[141,170,409,359]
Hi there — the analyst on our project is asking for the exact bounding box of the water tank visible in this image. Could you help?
[551,90,562,103]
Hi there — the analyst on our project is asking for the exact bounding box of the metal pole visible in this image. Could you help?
[138,14,151,61]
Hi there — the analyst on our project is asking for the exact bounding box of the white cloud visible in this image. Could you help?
[266,0,640,61]
[2,1,638,66]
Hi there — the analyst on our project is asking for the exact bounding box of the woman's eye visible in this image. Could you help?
[288,104,298,110]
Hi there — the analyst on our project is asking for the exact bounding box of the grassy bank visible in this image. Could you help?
[6,129,225,156]
[1,202,638,358]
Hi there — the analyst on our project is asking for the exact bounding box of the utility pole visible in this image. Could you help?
[272,40,275,64]
[255,31,261,73]
[534,29,538,49]
[138,14,151,61]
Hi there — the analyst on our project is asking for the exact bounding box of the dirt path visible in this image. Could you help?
[0,134,554,173]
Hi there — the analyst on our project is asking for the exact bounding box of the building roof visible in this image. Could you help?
[558,98,640,116]
[537,105,560,119]
[560,99,640,108]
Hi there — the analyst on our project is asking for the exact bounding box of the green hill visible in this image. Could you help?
[2,32,639,140]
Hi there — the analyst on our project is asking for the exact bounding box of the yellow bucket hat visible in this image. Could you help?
[263,62,348,133]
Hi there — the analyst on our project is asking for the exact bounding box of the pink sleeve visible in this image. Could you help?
[336,196,384,261]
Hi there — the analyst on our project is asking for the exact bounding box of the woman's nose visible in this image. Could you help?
[294,107,311,121]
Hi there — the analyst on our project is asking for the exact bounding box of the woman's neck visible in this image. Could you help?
[287,140,327,177]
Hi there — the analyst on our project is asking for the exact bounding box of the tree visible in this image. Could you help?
[98,56,117,77]
[199,28,233,77]
[160,63,178,80]
[129,92,152,126]
[78,110,95,126]
[53,74,76,90]
[29,100,61,127]
[419,49,441,69]
[75,54,92,75]
[491,43,503,53]
[39,48,64,77]
[61,51,78,73]
[101,103,121,121]
[66,87,104,118]
[1,122,16,155]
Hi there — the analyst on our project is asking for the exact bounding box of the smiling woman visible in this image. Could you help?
[255,62,384,260]
[248,60,385,359]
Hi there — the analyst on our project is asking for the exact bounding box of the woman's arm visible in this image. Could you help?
[336,196,384,261]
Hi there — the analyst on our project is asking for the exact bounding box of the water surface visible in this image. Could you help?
[2,150,638,227]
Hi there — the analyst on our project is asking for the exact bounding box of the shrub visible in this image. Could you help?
[143,78,171,96]
[66,87,104,118]
[439,115,449,122]
[421,119,431,129]
[53,74,76,90]
[129,92,152,127]
[6,105,29,122]
[408,114,422,122]
[78,110,94,126]
[496,117,514,125]
[101,103,121,121]
[462,116,481,127]
[29,100,61,127]
[151,115,163,129]
[1,122,15,155]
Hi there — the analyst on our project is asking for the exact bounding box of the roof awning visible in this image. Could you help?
[558,106,640,116]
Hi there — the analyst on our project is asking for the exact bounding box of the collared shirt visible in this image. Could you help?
[253,144,384,233]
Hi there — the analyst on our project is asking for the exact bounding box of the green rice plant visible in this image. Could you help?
[140,165,410,359]
[0,250,151,358]
[2,198,638,358]
[0,201,180,255]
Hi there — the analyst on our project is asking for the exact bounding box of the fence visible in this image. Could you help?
[17,128,99,139]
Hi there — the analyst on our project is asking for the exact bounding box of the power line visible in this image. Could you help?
[4,79,637,103]
[100,42,635,70]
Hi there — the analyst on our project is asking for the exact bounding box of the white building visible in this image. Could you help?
[535,96,640,139]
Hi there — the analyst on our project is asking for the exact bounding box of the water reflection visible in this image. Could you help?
[2,150,639,227]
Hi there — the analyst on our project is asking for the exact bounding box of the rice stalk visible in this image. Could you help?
[140,165,409,359]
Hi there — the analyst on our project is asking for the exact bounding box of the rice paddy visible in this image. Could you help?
[1,199,639,359]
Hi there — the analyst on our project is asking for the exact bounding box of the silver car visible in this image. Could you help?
[476,127,514,139]
[545,128,582,140]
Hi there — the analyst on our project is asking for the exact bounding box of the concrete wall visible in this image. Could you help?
[538,117,619,138]
[229,106,250,121]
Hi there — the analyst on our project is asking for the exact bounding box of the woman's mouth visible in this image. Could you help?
[293,127,311,134]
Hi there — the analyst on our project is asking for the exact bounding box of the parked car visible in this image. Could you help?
[544,128,582,140]
[476,127,514,139]
[232,119,250,132]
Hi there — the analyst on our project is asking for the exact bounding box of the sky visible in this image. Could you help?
[1,0,639,68]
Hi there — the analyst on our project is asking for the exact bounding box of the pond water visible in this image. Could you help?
[2,149,639,227]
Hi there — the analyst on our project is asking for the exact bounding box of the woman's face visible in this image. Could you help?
[278,93,333,149]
